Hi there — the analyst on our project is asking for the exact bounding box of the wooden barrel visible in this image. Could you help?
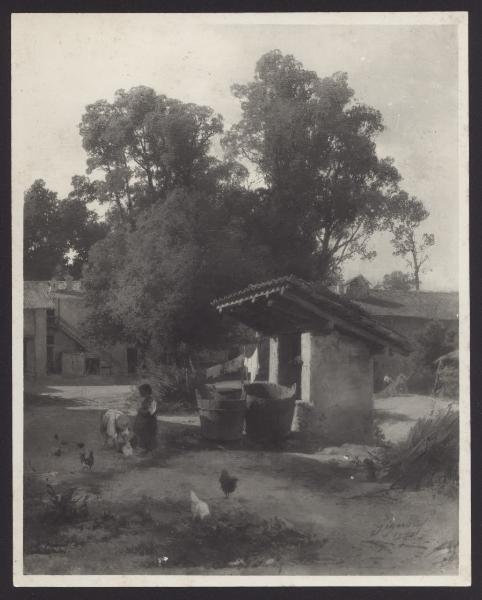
[196,386,246,441]
[243,382,297,443]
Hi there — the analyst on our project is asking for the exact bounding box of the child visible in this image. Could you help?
[100,409,133,454]
[133,383,158,453]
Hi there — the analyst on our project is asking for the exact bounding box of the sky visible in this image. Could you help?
[12,13,465,291]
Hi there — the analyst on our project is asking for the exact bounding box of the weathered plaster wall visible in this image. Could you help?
[49,329,81,373]
[61,352,85,376]
[300,332,311,403]
[55,296,88,329]
[269,337,279,383]
[34,308,47,377]
[24,339,35,377]
[24,309,35,337]
[302,330,374,445]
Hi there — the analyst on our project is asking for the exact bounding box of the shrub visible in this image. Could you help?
[384,408,459,491]
[45,484,88,523]
[435,366,459,399]
[141,359,205,410]
[407,365,434,394]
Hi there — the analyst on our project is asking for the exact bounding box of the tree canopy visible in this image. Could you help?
[82,188,272,360]
[24,179,106,280]
[223,50,404,280]
[388,193,435,290]
[380,270,413,291]
[79,86,244,227]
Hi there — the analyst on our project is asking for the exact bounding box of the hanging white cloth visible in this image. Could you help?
[244,347,259,382]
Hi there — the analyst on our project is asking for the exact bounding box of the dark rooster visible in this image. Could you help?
[80,450,94,470]
[219,469,238,498]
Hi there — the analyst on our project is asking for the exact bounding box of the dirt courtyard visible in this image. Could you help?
[23,382,458,575]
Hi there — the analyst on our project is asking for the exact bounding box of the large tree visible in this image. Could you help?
[223,50,405,280]
[380,270,413,291]
[388,193,435,291]
[83,188,272,360]
[24,178,106,280]
[79,86,232,227]
[24,180,66,280]
[80,86,270,359]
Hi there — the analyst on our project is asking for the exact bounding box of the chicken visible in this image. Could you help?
[190,490,210,521]
[51,446,62,457]
[54,433,68,447]
[219,469,238,498]
[80,450,94,470]
[77,442,85,449]
[121,441,133,457]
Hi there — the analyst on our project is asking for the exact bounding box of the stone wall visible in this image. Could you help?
[301,330,374,445]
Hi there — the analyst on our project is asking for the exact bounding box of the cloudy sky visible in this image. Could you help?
[12,13,465,290]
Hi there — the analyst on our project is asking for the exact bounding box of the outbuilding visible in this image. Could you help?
[213,276,411,444]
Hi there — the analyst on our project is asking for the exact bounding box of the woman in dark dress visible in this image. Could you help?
[133,383,158,453]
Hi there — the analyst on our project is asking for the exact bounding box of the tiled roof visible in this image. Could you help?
[352,290,459,320]
[213,276,412,354]
[24,281,55,309]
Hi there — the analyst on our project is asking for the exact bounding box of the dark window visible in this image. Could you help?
[127,347,138,374]
[47,309,55,327]
[47,335,54,345]
[85,357,100,375]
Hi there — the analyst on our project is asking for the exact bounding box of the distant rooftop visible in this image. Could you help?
[352,289,459,320]
[24,281,55,309]
[24,280,84,309]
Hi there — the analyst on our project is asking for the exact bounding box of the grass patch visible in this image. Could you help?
[383,408,459,491]
[129,509,324,569]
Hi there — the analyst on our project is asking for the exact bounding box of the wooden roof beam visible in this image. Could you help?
[283,290,407,354]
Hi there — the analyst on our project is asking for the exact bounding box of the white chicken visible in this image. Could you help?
[190,490,210,521]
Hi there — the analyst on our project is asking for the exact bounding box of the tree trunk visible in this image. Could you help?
[413,267,420,291]
[411,244,420,291]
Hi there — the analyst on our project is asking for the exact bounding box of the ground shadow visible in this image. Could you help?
[373,409,415,424]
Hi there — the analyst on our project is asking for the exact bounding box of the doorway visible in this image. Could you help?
[278,333,302,394]
[127,347,138,374]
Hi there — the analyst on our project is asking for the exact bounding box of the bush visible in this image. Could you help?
[45,484,88,524]
[136,509,322,569]
[435,366,459,399]
[141,359,205,410]
[407,365,434,394]
[384,408,459,491]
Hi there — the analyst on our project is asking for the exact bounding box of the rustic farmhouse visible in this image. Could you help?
[24,279,137,378]
[341,275,459,389]
[213,276,411,444]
